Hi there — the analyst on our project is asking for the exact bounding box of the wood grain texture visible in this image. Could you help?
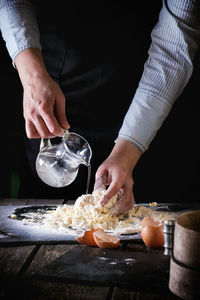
[27,199,65,205]
[0,198,28,206]
[0,245,36,297]
[112,287,180,300]
[24,244,110,300]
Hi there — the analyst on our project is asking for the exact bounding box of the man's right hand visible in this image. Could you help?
[15,48,70,138]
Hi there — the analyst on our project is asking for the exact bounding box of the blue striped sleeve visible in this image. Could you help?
[0,0,41,65]
[118,0,200,152]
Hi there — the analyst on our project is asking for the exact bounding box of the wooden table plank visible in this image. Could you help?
[125,241,164,255]
[0,245,37,297]
[26,244,77,273]
[22,281,110,300]
[27,199,65,205]
[0,198,28,206]
[111,287,180,299]
[0,245,36,277]
[0,198,64,206]
[23,244,110,300]
[122,243,180,299]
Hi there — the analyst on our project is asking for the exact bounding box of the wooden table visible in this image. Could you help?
[0,198,180,300]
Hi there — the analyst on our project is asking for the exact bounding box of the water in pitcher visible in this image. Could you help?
[36,131,92,192]
[36,145,79,188]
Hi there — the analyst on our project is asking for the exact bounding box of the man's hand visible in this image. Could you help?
[94,138,142,215]
[15,48,70,138]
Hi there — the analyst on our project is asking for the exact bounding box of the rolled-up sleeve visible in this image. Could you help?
[118,0,200,152]
[0,0,41,64]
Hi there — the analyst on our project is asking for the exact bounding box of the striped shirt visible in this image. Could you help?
[0,0,200,151]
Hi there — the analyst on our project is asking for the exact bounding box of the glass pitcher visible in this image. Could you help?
[35,131,92,188]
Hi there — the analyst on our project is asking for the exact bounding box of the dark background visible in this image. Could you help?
[0,1,199,203]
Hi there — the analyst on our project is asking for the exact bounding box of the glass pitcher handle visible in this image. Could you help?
[39,138,52,150]
[62,129,69,143]
[40,129,68,150]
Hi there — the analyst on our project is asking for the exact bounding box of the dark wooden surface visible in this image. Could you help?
[0,198,181,300]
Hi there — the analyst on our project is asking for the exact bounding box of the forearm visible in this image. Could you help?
[15,48,50,87]
[110,138,142,174]
[119,0,200,152]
